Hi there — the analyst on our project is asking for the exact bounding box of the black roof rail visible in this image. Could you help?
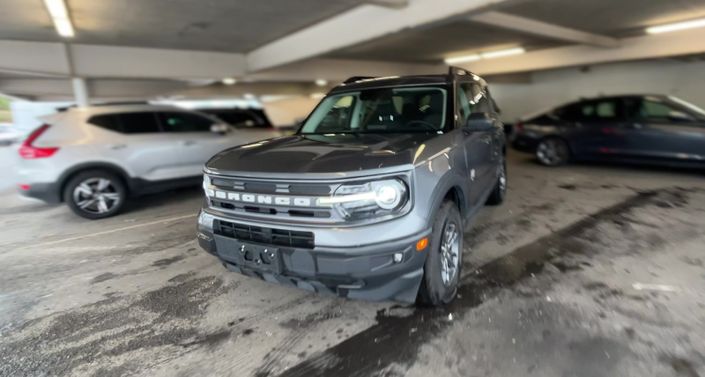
[343,76,375,84]
[57,101,150,112]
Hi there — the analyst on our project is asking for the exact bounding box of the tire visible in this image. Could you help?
[486,156,507,205]
[417,201,463,306]
[63,170,127,219]
[536,137,570,166]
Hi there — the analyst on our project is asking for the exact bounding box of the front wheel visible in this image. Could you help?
[417,201,463,306]
[64,170,127,219]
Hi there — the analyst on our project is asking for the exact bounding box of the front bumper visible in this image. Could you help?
[197,211,431,303]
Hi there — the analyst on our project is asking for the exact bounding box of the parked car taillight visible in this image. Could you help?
[515,121,524,132]
[18,124,59,159]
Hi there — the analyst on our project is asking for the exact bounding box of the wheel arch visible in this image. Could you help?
[58,162,131,202]
[425,177,469,230]
[539,134,573,154]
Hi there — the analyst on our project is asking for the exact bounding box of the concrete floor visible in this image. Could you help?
[1,151,704,377]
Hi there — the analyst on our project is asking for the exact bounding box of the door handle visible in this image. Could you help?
[109,144,127,150]
[182,140,197,146]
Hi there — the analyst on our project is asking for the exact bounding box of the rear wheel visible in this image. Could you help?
[417,201,463,306]
[536,137,570,166]
[64,170,127,219]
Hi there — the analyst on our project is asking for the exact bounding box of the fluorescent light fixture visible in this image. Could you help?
[315,79,328,87]
[444,54,481,65]
[43,0,74,37]
[243,93,256,99]
[480,47,525,59]
[646,17,705,34]
[310,92,326,99]
[222,77,237,85]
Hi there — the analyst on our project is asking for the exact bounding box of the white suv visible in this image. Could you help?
[16,104,278,219]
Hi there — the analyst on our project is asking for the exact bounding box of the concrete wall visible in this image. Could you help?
[490,59,705,123]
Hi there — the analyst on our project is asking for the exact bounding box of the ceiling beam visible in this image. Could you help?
[464,27,705,76]
[248,58,444,83]
[365,0,409,9]
[246,0,513,72]
[469,11,620,48]
[0,41,247,80]
[0,40,443,84]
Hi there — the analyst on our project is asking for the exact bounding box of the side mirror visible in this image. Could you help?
[210,123,230,134]
[668,110,694,123]
[465,113,494,132]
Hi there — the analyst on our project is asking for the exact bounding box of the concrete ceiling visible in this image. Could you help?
[0,0,365,52]
[327,20,563,63]
[499,0,705,37]
[3,0,705,101]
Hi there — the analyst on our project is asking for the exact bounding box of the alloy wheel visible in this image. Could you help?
[72,178,121,214]
[536,139,569,166]
[440,220,460,286]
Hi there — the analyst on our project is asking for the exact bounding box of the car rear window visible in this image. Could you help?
[88,114,123,133]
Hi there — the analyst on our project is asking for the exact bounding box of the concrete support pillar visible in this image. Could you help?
[71,77,89,107]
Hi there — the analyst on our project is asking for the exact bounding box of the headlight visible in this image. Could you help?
[318,179,409,220]
[203,175,214,197]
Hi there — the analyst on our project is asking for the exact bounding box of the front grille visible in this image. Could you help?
[214,219,314,249]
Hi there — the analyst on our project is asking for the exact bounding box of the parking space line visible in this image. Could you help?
[27,213,197,249]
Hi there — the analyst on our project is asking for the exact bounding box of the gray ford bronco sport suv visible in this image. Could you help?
[197,67,507,306]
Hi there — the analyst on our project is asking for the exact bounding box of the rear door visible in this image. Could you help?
[556,98,627,158]
[621,96,705,163]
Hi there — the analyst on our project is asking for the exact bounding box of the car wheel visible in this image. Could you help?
[486,156,507,205]
[63,170,126,219]
[417,200,463,306]
[536,137,570,166]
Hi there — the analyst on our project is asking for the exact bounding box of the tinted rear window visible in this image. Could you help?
[88,114,123,133]
[89,112,162,133]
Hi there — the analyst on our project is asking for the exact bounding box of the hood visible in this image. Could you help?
[205,133,437,177]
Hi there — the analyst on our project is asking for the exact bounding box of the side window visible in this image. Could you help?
[158,112,213,132]
[458,83,490,124]
[89,114,123,133]
[572,100,619,122]
[115,112,161,134]
[637,99,695,123]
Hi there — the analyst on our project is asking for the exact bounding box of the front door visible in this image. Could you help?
[621,96,705,163]
[457,82,493,207]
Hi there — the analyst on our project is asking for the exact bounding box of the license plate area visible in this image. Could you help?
[215,236,281,273]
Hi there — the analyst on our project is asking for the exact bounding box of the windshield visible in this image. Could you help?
[300,86,447,134]
[668,96,705,119]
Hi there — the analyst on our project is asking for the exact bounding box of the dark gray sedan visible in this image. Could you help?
[512,94,705,167]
